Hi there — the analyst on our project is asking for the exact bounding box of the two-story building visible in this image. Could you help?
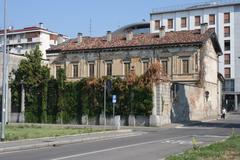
[46,25,223,124]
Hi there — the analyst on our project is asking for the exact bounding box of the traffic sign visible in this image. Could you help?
[112,95,117,104]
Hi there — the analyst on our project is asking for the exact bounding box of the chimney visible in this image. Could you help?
[77,32,83,43]
[201,23,208,34]
[106,31,112,42]
[126,31,133,41]
[39,22,44,28]
[159,26,165,38]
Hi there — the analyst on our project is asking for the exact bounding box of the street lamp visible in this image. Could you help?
[1,0,8,141]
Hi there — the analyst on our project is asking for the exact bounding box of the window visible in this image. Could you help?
[56,65,61,77]
[223,79,234,92]
[27,38,32,42]
[224,67,231,78]
[89,63,94,78]
[181,17,187,28]
[224,54,230,64]
[124,63,130,75]
[106,63,112,76]
[168,19,173,29]
[209,14,215,25]
[182,59,189,74]
[224,40,230,51]
[224,26,230,37]
[73,64,78,78]
[224,13,230,23]
[143,62,149,73]
[161,61,168,74]
[195,16,201,26]
[155,20,160,30]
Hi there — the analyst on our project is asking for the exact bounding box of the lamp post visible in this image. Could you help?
[1,0,7,141]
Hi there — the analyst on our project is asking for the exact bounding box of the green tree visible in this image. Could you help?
[11,46,50,123]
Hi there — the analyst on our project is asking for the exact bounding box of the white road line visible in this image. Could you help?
[0,132,144,155]
[50,136,189,160]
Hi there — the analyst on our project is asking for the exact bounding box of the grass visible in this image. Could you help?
[5,124,107,141]
[167,135,240,160]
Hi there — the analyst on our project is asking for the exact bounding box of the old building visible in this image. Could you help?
[150,0,240,111]
[46,24,223,125]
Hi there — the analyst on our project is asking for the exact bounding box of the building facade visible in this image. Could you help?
[46,28,222,124]
[150,0,240,111]
[0,23,68,59]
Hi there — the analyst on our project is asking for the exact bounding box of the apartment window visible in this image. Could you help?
[155,20,160,30]
[181,17,187,28]
[224,67,231,78]
[73,64,78,78]
[224,40,230,51]
[224,54,231,64]
[224,26,230,37]
[89,63,94,78]
[27,38,32,42]
[209,14,215,25]
[124,63,130,75]
[195,16,201,26]
[224,79,234,92]
[161,60,168,74]
[168,19,173,29]
[224,12,230,23]
[182,59,189,74]
[106,63,112,76]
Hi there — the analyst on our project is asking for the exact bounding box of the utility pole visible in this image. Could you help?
[1,0,7,141]
[103,81,106,126]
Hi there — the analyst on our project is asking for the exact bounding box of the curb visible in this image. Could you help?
[0,129,133,153]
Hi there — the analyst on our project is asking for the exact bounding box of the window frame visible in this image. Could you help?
[209,14,215,25]
[195,16,201,26]
[224,26,230,37]
[224,12,230,23]
[224,54,231,65]
[181,17,187,28]
[88,63,95,78]
[155,20,160,30]
[73,64,79,78]
[224,40,231,51]
[168,19,173,29]
[224,67,231,78]
[182,58,189,74]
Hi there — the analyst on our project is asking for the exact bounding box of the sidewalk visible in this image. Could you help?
[0,129,135,153]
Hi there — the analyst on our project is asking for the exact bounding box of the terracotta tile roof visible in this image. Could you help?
[47,29,216,53]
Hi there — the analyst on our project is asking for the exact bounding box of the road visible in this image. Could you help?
[0,113,239,160]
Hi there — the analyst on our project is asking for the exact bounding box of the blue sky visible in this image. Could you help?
[1,0,208,38]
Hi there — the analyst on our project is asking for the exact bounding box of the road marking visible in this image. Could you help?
[50,136,189,160]
[0,132,144,155]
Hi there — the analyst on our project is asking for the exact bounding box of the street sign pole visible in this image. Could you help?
[1,0,7,141]
[112,95,116,118]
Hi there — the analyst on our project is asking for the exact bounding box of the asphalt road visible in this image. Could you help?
[0,113,239,160]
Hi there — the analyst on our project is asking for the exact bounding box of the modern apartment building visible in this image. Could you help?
[150,0,240,111]
[0,23,68,59]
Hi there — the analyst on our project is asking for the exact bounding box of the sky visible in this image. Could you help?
[1,0,209,38]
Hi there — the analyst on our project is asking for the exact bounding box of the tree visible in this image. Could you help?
[11,46,50,123]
